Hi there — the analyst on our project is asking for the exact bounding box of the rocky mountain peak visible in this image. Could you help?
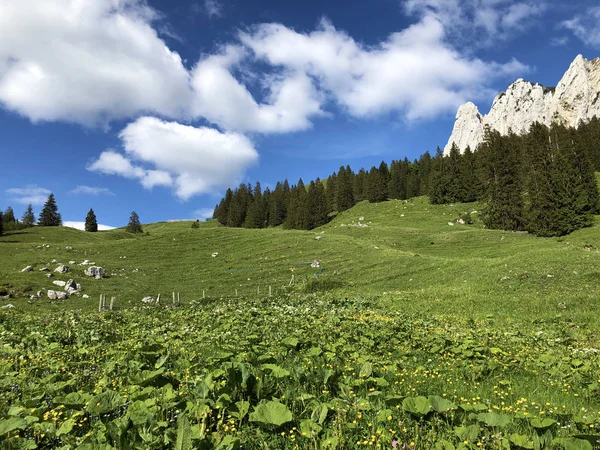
[444,55,600,155]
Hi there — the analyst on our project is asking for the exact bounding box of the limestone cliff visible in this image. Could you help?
[444,55,600,155]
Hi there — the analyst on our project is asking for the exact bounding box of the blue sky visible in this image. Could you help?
[1,0,599,229]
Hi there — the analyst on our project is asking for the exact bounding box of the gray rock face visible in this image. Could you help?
[445,55,600,154]
[64,279,81,294]
[1,304,15,309]
[84,266,104,279]
[47,290,68,300]
[21,266,33,272]
[54,265,70,273]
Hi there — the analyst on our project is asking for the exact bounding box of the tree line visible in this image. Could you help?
[214,119,600,237]
[0,194,144,235]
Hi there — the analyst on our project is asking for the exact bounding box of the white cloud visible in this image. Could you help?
[240,17,528,121]
[562,7,600,48]
[63,221,115,231]
[89,117,259,200]
[0,0,192,126]
[6,185,51,205]
[550,36,569,47]
[70,185,115,196]
[403,0,546,45]
[204,0,223,18]
[191,45,324,132]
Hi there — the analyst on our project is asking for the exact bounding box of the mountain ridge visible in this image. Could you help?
[444,54,600,154]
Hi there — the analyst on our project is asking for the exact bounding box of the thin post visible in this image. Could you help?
[269,285,272,297]
[172,292,175,305]
[235,288,238,297]
[257,286,260,296]
[156,293,160,305]
[203,290,205,299]
[177,292,180,304]
[110,297,114,311]
[103,294,106,309]
[99,295,102,312]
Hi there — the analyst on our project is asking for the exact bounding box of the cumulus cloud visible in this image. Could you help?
[6,185,51,205]
[240,17,529,121]
[562,7,600,48]
[0,0,192,126]
[63,221,115,231]
[191,45,324,132]
[403,0,546,45]
[89,117,259,200]
[70,185,115,196]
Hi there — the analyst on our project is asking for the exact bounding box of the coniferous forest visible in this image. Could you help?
[214,119,600,237]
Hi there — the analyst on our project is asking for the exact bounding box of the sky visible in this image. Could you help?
[1,0,599,229]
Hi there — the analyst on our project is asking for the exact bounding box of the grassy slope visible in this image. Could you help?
[1,196,599,323]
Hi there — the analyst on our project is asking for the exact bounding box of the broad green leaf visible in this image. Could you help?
[176,415,192,450]
[282,336,299,348]
[359,362,373,378]
[435,440,456,450]
[215,435,241,450]
[56,419,75,437]
[261,364,290,378]
[311,403,328,425]
[0,417,27,436]
[509,433,534,449]
[552,437,593,450]
[54,391,91,409]
[429,395,457,413]
[249,401,293,429]
[87,390,126,415]
[477,412,510,428]
[300,419,323,438]
[529,418,557,429]
[454,425,480,442]
[402,396,432,417]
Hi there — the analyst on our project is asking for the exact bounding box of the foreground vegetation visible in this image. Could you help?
[1,196,600,448]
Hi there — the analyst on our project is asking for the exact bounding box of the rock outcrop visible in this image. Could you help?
[445,55,600,154]
[85,266,104,279]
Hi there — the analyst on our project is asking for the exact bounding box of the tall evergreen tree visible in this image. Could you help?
[418,151,433,196]
[268,182,287,227]
[126,211,143,233]
[459,146,479,202]
[85,208,98,232]
[353,168,368,202]
[227,184,251,227]
[325,173,337,213]
[245,182,267,228]
[0,212,3,236]
[367,167,387,203]
[335,166,355,212]
[3,206,15,225]
[428,148,448,204]
[215,189,233,225]
[38,194,62,226]
[480,129,524,231]
[406,161,421,199]
[21,204,35,228]
[307,179,329,228]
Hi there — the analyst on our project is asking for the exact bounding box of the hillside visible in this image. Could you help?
[2,196,600,323]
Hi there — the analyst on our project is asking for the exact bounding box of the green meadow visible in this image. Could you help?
[1,197,600,449]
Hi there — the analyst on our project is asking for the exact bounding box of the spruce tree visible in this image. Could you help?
[22,204,35,228]
[325,173,337,213]
[245,182,266,228]
[406,161,421,199]
[428,149,448,204]
[126,211,143,233]
[335,166,355,212]
[480,129,524,231]
[3,206,15,224]
[85,208,98,232]
[307,179,329,228]
[38,194,62,226]
[0,212,3,236]
[418,151,433,196]
[353,169,367,202]
[367,167,387,203]
[268,182,287,227]
[459,146,479,202]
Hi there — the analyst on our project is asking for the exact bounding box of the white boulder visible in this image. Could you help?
[84,266,104,279]
[54,265,70,273]
[21,266,33,272]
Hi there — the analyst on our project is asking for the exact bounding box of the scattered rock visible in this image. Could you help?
[315,236,323,241]
[84,266,104,279]
[457,218,465,225]
[21,266,33,272]
[211,252,218,257]
[47,290,68,300]
[51,258,57,263]
[52,280,67,287]
[69,260,76,265]
[359,217,365,221]
[500,276,510,281]
[47,273,53,278]
[141,296,154,304]
[0,294,10,300]
[82,294,90,299]
[79,260,95,266]
[39,267,49,272]
[311,260,321,268]
[64,279,81,294]
[448,222,455,226]
[1,304,15,310]
[54,265,69,273]
[30,294,39,300]
[65,246,72,250]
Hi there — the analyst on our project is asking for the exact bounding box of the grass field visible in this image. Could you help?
[1,197,600,449]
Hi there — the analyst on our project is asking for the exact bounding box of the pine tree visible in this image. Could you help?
[367,167,387,203]
[38,194,62,226]
[459,146,478,202]
[335,166,355,212]
[126,211,143,233]
[428,148,448,204]
[268,182,287,227]
[0,212,3,236]
[325,173,337,213]
[418,151,433,196]
[21,204,35,228]
[353,169,367,202]
[3,206,15,224]
[406,161,421,199]
[245,182,267,228]
[215,189,232,225]
[85,208,98,232]
[480,129,524,231]
[307,179,329,228]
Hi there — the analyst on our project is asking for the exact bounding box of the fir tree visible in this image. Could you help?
[406,161,421,199]
[325,173,337,213]
[126,211,143,233]
[480,129,524,231]
[215,189,232,225]
[353,169,367,202]
[0,212,3,236]
[307,179,329,228]
[3,206,15,224]
[418,151,433,196]
[367,167,387,203]
[335,166,355,212]
[21,204,35,228]
[428,148,448,204]
[38,194,62,226]
[268,182,287,227]
[85,208,98,232]
[459,146,479,202]
[245,182,267,228]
